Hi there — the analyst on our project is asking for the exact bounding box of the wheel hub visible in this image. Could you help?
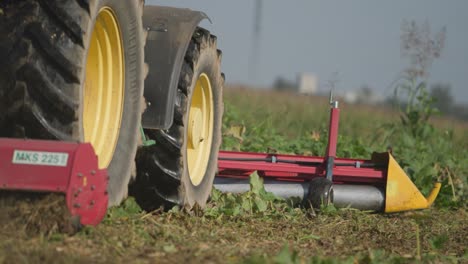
[83,7,124,169]
[188,108,203,149]
[187,73,214,186]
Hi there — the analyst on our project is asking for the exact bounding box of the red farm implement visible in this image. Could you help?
[215,99,441,213]
[0,139,108,226]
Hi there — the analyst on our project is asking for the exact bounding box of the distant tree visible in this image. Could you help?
[452,104,468,121]
[430,83,453,114]
[273,77,297,92]
[356,85,374,104]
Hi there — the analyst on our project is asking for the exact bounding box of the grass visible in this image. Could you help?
[0,86,467,263]
[222,86,467,147]
[1,199,466,263]
[222,86,467,205]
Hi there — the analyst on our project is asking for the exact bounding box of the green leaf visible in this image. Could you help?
[225,125,246,141]
[232,205,241,216]
[261,191,282,202]
[210,188,222,202]
[242,197,252,212]
[249,171,264,195]
[429,234,448,250]
[163,244,177,253]
[254,196,268,212]
[274,245,300,264]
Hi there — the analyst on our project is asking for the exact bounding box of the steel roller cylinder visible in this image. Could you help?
[214,178,386,212]
[332,184,385,211]
[214,178,308,199]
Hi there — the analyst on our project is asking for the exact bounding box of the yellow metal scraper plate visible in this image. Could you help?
[385,153,441,213]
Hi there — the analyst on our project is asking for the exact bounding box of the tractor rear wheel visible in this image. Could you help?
[130,28,224,211]
[0,0,146,206]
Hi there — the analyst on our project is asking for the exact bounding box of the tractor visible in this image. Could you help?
[0,1,440,227]
[0,1,221,211]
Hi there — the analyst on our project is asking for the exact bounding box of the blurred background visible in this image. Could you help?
[149,0,468,120]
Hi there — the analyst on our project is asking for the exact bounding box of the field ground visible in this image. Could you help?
[0,201,466,263]
[0,87,467,263]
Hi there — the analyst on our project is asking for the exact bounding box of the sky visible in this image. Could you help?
[148,1,468,104]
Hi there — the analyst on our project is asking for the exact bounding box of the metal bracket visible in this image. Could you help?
[324,92,340,181]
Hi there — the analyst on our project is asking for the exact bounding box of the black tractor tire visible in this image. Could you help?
[0,0,146,206]
[130,28,224,211]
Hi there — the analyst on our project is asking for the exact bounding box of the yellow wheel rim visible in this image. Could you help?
[83,7,124,169]
[187,73,214,186]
